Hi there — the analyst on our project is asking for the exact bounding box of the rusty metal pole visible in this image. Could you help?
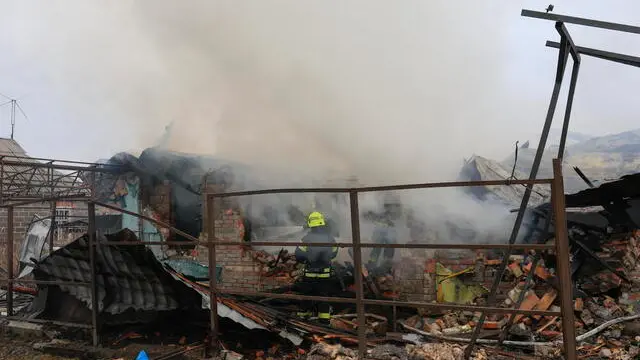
[88,170,99,347]
[1,157,4,205]
[349,191,366,358]
[88,201,99,347]
[552,159,577,360]
[207,193,220,352]
[49,201,57,253]
[6,206,14,316]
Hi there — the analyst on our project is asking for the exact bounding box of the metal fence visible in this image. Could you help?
[0,158,577,359]
[206,158,576,360]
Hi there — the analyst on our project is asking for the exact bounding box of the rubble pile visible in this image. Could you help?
[395,231,640,359]
[253,249,305,283]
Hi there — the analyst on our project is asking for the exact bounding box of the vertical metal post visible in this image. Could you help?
[557,60,581,159]
[349,191,366,358]
[1,157,4,206]
[88,201,99,346]
[88,169,99,347]
[552,159,577,360]
[6,206,14,316]
[207,194,220,350]
[49,201,57,253]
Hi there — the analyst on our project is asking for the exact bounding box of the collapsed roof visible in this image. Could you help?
[90,147,316,242]
[459,155,551,207]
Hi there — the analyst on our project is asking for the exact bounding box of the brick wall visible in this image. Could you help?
[146,182,173,240]
[197,210,290,292]
[0,203,49,273]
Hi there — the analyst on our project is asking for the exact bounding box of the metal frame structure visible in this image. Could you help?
[206,169,572,359]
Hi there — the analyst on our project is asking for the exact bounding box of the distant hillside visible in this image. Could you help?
[494,128,640,193]
[564,129,640,187]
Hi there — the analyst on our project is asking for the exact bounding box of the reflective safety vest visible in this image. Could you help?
[304,267,332,278]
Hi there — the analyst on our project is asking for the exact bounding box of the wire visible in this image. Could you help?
[15,102,30,122]
[0,92,11,100]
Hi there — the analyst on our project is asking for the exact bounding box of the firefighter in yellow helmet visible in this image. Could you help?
[294,211,339,323]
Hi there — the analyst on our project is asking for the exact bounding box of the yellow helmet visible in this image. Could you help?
[307,211,326,228]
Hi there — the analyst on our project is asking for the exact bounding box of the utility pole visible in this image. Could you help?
[10,99,16,140]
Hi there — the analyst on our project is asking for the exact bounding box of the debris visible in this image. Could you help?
[599,348,613,358]
[368,344,408,360]
[512,291,540,323]
[6,320,43,337]
[532,289,557,320]
[436,263,487,304]
[220,350,245,360]
[406,343,465,360]
[508,323,531,337]
[307,343,357,360]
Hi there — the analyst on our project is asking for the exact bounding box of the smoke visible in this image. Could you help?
[6,1,545,246]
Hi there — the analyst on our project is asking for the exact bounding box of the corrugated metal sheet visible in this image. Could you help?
[34,229,185,314]
[17,215,51,278]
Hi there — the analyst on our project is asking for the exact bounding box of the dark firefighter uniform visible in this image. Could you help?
[295,211,338,322]
[369,216,397,268]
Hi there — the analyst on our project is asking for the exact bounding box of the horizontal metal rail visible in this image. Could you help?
[0,159,121,173]
[5,316,93,329]
[522,9,640,34]
[218,289,561,317]
[93,200,200,242]
[546,40,640,68]
[0,155,119,167]
[95,240,555,251]
[0,195,89,208]
[0,278,92,287]
[99,241,200,246]
[212,179,553,198]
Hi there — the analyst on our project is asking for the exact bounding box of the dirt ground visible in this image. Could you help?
[0,330,206,360]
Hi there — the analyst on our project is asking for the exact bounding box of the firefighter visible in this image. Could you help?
[295,211,339,323]
[367,194,400,274]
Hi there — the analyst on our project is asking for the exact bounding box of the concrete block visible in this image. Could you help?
[6,320,44,337]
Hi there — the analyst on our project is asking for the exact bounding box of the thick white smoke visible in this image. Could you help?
[4,1,557,247]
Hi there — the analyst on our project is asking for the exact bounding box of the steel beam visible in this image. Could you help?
[207,194,220,352]
[6,206,14,316]
[547,41,640,68]
[349,191,366,358]
[88,171,99,347]
[216,289,561,317]
[212,179,553,198]
[552,159,578,360]
[522,9,640,34]
[93,200,200,242]
[557,60,581,159]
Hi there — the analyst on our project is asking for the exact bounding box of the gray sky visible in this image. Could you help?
[0,0,639,183]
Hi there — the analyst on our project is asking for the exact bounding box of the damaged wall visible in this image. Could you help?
[0,204,50,273]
